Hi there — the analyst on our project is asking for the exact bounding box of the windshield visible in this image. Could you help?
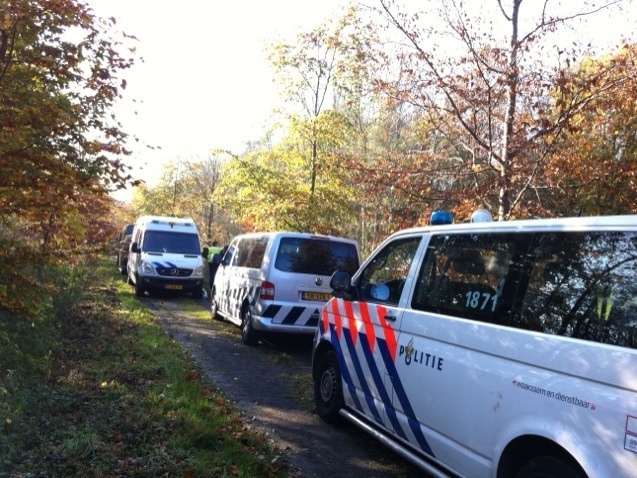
[275,237,359,276]
[143,231,200,254]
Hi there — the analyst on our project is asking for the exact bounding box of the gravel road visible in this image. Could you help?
[143,295,422,478]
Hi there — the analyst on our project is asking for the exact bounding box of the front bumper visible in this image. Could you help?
[140,276,203,292]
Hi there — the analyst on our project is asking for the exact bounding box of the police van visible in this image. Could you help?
[211,232,360,345]
[312,213,637,478]
[127,216,205,299]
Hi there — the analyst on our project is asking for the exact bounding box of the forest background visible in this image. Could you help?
[2,0,637,317]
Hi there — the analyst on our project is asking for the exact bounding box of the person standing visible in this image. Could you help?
[207,240,221,288]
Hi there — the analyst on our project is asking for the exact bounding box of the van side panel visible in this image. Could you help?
[397,229,637,476]
[217,266,262,325]
[394,314,637,477]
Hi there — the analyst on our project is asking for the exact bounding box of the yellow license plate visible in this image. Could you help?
[301,291,332,301]
[165,284,183,290]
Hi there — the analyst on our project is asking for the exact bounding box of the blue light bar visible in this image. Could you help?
[430,210,453,225]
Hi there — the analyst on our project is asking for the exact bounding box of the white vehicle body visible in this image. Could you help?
[313,215,637,478]
[127,216,204,299]
[211,232,360,345]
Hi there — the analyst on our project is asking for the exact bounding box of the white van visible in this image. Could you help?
[211,232,360,345]
[127,216,205,299]
[313,214,637,478]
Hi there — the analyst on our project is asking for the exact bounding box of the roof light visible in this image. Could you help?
[430,210,453,225]
[470,209,493,223]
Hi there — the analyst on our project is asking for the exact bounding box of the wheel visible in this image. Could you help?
[515,455,585,478]
[210,289,221,321]
[210,299,218,320]
[241,307,258,346]
[117,254,127,275]
[134,277,145,297]
[192,287,203,299]
[314,350,343,423]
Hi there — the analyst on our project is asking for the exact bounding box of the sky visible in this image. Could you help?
[89,0,636,202]
[89,0,351,201]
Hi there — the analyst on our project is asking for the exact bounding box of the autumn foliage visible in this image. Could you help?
[541,45,637,216]
[130,2,636,258]
[0,0,137,315]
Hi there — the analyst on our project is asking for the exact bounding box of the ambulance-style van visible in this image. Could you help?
[127,216,205,299]
[313,214,637,478]
[211,232,360,345]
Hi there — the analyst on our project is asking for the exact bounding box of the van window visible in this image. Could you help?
[275,238,359,276]
[143,231,200,254]
[133,228,142,245]
[412,233,525,323]
[413,231,637,348]
[235,237,269,268]
[519,231,637,348]
[222,243,236,266]
[358,237,421,305]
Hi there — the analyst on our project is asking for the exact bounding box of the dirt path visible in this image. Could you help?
[144,295,421,478]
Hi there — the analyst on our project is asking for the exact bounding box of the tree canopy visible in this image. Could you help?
[0,0,137,314]
[201,0,636,254]
[374,0,635,220]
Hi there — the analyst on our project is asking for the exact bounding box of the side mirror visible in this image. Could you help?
[131,242,140,253]
[330,270,353,300]
[202,247,209,258]
[370,283,390,302]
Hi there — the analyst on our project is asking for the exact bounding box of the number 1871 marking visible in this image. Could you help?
[465,291,498,311]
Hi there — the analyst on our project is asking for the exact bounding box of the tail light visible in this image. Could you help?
[261,280,275,300]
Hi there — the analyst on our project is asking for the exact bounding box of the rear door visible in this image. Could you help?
[270,236,360,328]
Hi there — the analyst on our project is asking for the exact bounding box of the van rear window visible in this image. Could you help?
[275,238,359,276]
[143,231,200,255]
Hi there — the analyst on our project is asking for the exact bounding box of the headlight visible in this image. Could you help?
[140,261,157,275]
[193,265,203,277]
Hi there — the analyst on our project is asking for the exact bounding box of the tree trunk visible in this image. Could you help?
[499,0,522,220]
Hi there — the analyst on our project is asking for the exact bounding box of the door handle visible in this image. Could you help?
[384,314,396,322]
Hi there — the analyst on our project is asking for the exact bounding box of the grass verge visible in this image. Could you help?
[0,258,289,477]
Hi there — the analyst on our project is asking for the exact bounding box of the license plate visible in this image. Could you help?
[301,291,332,302]
[165,284,183,290]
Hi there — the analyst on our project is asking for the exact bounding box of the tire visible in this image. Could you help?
[314,350,343,423]
[240,306,258,346]
[117,254,127,275]
[134,277,145,298]
[210,289,220,321]
[192,287,203,299]
[515,455,585,478]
